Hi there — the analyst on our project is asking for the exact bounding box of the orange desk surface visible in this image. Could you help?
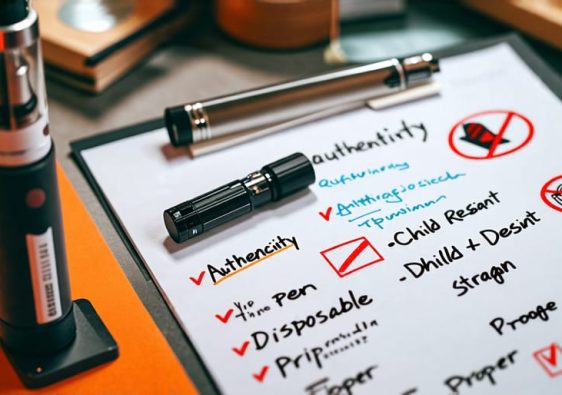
[0,166,198,394]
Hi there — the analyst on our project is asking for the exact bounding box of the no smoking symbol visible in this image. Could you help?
[541,175,562,213]
[449,110,534,160]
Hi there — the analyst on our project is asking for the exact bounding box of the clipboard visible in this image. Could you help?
[70,33,562,393]
[71,33,562,270]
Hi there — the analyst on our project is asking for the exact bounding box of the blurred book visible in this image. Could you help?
[326,1,507,64]
[462,0,562,50]
[34,0,191,93]
[339,0,405,21]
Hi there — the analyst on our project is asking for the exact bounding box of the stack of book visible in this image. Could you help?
[340,0,405,21]
[35,0,191,93]
[463,0,562,50]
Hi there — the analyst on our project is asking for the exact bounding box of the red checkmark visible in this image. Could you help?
[545,344,558,366]
[320,236,384,278]
[338,239,371,273]
[533,342,562,378]
[252,366,269,383]
[215,308,234,324]
[189,271,206,286]
[232,340,250,357]
[319,206,333,222]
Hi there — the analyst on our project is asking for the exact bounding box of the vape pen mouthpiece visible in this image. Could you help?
[0,0,29,25]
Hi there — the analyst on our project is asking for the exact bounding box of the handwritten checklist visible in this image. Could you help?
[82,44,562,394]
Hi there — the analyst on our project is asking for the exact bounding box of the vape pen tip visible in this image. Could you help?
[0,0,29,26]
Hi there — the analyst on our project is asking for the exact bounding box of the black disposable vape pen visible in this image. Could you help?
[0,0,75,355]
[164,152,316,243]
[0,1,117,387]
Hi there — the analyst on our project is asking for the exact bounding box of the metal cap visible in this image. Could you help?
[402,53,440,85]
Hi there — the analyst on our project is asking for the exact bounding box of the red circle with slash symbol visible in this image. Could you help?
[541,175,562,213]
[449,110,534,160]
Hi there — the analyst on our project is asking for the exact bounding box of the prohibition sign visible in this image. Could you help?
[541,175,562,213]
[449,110,534,160]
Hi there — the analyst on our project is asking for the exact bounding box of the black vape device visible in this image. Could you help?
[164,152,316,243]
[0,0,117,388]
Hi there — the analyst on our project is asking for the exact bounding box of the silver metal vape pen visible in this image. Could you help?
[165,53,439,146]
[0,3,76,355]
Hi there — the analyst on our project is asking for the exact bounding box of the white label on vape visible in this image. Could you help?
[26,227,62,324]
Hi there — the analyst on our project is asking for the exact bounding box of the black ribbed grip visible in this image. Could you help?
[164,181,252,243]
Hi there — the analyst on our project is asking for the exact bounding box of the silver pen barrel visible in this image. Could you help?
[0,8,49,167]
[165,53,439,146]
